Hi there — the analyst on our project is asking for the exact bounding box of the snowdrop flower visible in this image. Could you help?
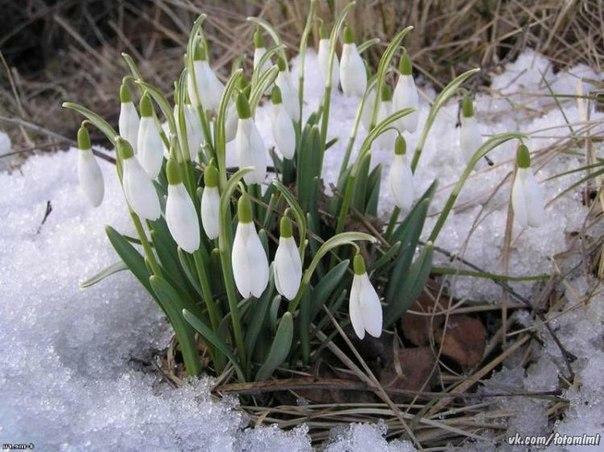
[234,93,266,185]
[165,158,200,253]
[388,135,414,211]
[117,137,161,221]
[511,144,545,228]
[340,25,367,97]
[187,39,224,113]
[200,164,220,240]
[225,102,238,143]
[459,95,482,165]
[349,254,382,339]
[273,215,302,300]
[373,85,397,149]
[253,28,271,75]
[271,86,295,159]
[77,124,104,207]
[317,23,339,89]
[393,53,419,133]
[232,193,269,298]
[175,103,203,163]
[360,85,377,132]
[119,81,140,153]
[137,92,164,178]
[276,57,300,122]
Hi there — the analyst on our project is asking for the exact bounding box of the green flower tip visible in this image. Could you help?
[193,37,208,61]
[399,53,412,76]
[139,92,153,117]
[343,25,354,44]
[353,253,366,275]
[394,135,406,155]
[77,124,91,150]
[462,95,474,118]
[280,216,293,238]
[166,158,183,185]
[204,164,219,187]
[253,28,265,49]
[119,80,131,103]
[277,57,287,72]
[271,86,283,105]
[236,92,251,119]
[116,137,134,160]
[381,84,392,102]
[237,193,253,223]
[516,144,531,168]
[319,22,329,39]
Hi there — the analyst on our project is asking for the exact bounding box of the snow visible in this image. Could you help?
[1,48,602,449]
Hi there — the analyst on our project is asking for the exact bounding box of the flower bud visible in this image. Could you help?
[119,79,140,153]
[388,135,414,211]
[271,86,296,159]
[137,92,164,178]
[511,144,545,228]
[273,215,302,300]
[393,53,419,132]
[349,254,382,339]
[234,94,266,185]
[340,25,367,97]
[459,95,482,165]
[200,164,220,239]
[77,124,104,207]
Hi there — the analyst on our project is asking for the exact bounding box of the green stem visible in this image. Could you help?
[131,213,162,276]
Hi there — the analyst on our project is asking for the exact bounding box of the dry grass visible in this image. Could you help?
[1,0,603,160]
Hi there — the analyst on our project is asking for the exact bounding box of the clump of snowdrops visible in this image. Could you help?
[65,0,537,381]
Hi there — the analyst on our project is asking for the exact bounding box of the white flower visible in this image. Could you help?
[349,254,382,339]
[175,104,204,163]
[318,38,339,89]
[271,87,296,159]
[232,195,269,298]
[225,103,238,143]
[77,126,104,207]
[187,43,224,113]
[234,94,266,185]
[253,29,272,75]
[273,217,302,300]
[137,94,164,178]
[119,83,140,153]
[360,86,377,132]
[373,86,397,149]
[511,145,545,228]
[340,40,367,97]
[200,165,220,240]
[118,138,161,221]
[276,59,300,122]
[388,137,414,211]
[165,159,200,253]
[393,54,419,133]
[458,96,482,165]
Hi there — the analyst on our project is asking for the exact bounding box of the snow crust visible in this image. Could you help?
[1,49,602,449]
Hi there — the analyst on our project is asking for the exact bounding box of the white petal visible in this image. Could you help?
[165,183,200,253]
[511,169,529,228]
[359,273,382,338]
[272,105,296,159]
[523,170,546,227]
[459,116,482,165]
[349,275,365,339]
[200,186,220,240]
[235,118,266,185]
[360,88,376,132]
[388,154,414,211]
[253,47,272,74]
[119,102,140,153]
[373,100,397,149]
[122,158,161,220]
[78,150,104,207]
[232,223,269,298]
[137,117,164,178]
[189,60,224,113]
[225,104,238,143]
[393,75,419,132]
[318,38,339,88]
[340,44,367,97]
[276,71,300,122]
[174,105,204,163]
[273,237,301,300]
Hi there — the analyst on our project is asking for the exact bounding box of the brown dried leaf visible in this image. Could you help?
[436,315,486,368]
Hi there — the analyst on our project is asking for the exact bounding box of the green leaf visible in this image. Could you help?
[80,261,127,288]
[150,276,202,376]
[182,308,245,381]
[105,226,154,295]
[255,312,294,380]
[365,164,381,215]
[309,259,350,321]
[384,243,433,327]
[62,102,117,145]
[177,248,203,296]
[245,287,276,356]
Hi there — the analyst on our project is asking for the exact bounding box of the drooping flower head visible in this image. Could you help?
[340,25,367,97]
[511,143,545,228]
[459,94,482,165]
[270,86,296,160]
[234,92,267,185]
[187,37,224,113]
[349,253,382,339]
[137,92,164,178]
[273,214,302,300]
[118,80,140,153]
[317,22,340,89]
[393,52,419,133]
[276,57,300,122]
[77,124,104,207]
[165,158,200,253]
[388,135,414,211]
[200,163,220,240]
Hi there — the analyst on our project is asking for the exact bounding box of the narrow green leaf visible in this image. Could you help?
[255,312,294,380]
[80,261,127,288]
